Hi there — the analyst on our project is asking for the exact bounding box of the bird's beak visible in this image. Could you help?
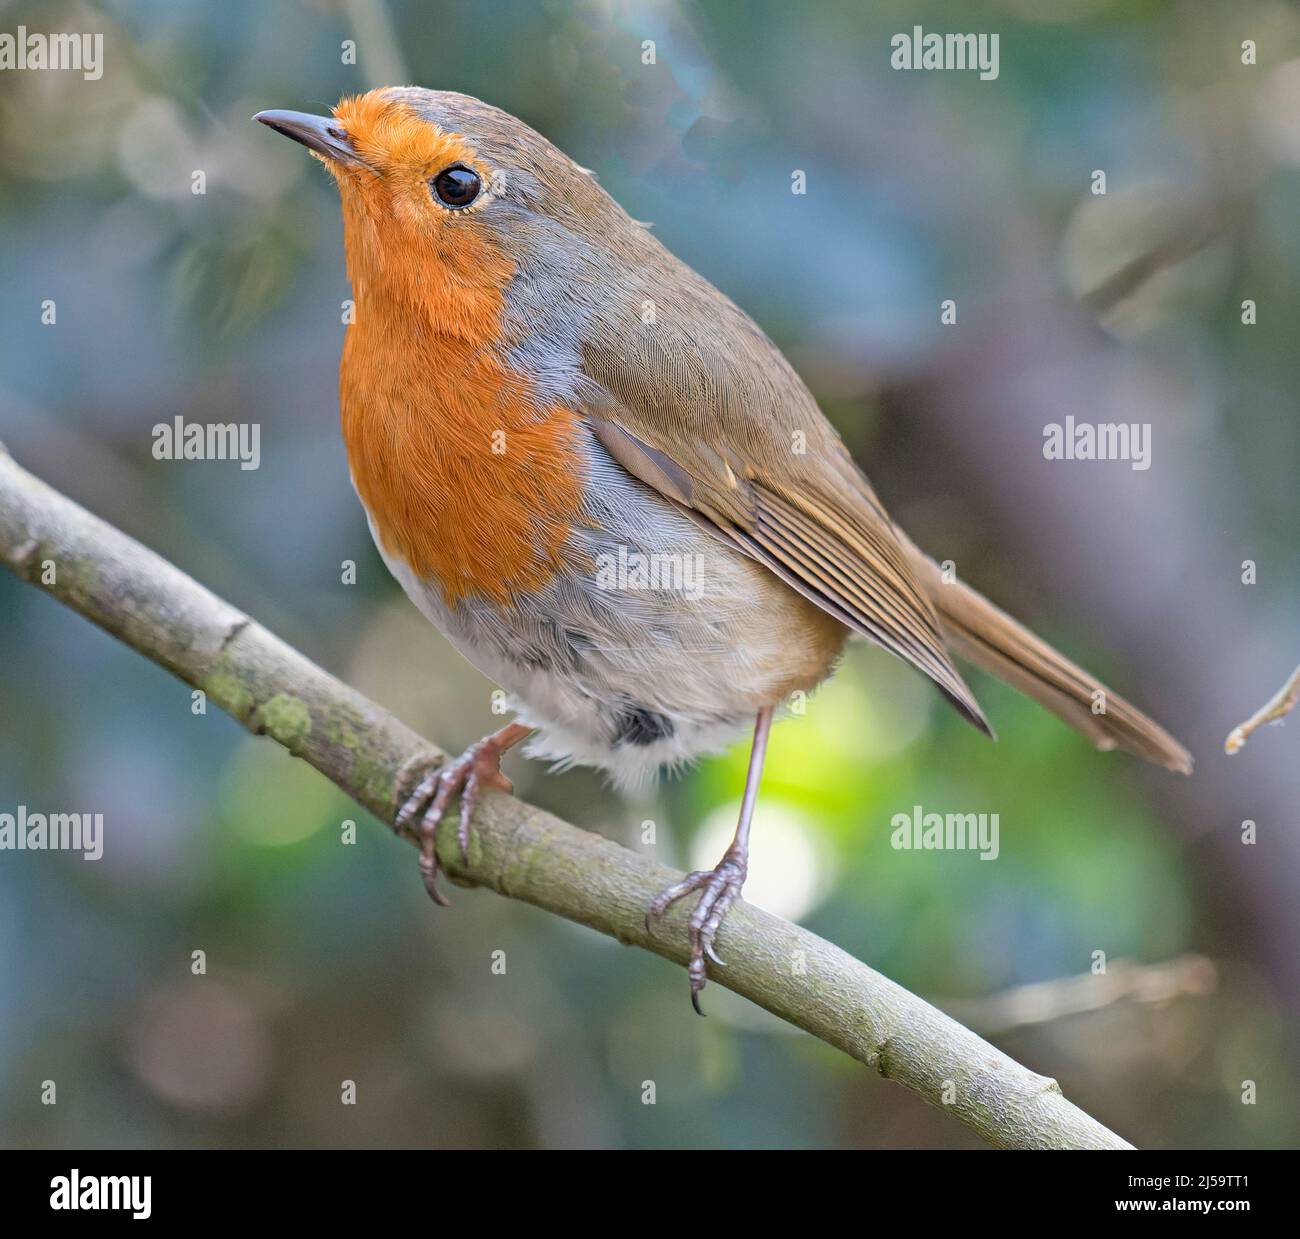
[253,109,366,168]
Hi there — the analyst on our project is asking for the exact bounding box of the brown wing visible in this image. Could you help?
[579,290,992,737]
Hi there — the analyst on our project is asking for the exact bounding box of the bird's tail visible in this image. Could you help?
[903,540,1193,775]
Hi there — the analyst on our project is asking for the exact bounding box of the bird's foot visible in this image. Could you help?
[646,848,748,1014]
[394,738,515,906]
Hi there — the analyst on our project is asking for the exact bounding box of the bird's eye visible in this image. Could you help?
[431,165,482,208]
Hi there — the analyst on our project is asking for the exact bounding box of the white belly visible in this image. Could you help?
[363,439,845,787]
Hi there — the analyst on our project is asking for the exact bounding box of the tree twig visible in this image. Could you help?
[1225,663,1300,755]
[0,443,1133,1150]
[941,954,1217,1037]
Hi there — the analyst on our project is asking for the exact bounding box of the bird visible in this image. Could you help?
[255,89,1192,1011]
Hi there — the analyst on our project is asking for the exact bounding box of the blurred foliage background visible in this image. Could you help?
[1,0,1297,1148]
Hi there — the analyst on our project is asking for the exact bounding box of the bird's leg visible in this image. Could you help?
[395,721,533,905]
[646,705,774,1014]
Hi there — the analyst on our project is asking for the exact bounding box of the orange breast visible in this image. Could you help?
[338,215,587,606]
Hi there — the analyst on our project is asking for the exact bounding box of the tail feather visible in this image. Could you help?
[904,541,1193,775]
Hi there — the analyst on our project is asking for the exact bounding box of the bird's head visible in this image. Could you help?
[255,88,621,333]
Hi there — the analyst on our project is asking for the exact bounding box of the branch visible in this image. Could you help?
[1225,663,1300,755]
[941,954,1216,1037]
[0,444,1132,1150]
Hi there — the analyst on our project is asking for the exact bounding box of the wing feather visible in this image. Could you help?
[586,403,992,735]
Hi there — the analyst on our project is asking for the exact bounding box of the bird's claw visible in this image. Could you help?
[395,741,513,904]
[645,851,747,1014]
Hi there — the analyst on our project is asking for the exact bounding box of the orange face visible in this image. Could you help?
[320,91,515,334]
[331,90,492,193]
[286,90,589,606]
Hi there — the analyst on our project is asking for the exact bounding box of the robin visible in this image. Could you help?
[255,89,1192,1011]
